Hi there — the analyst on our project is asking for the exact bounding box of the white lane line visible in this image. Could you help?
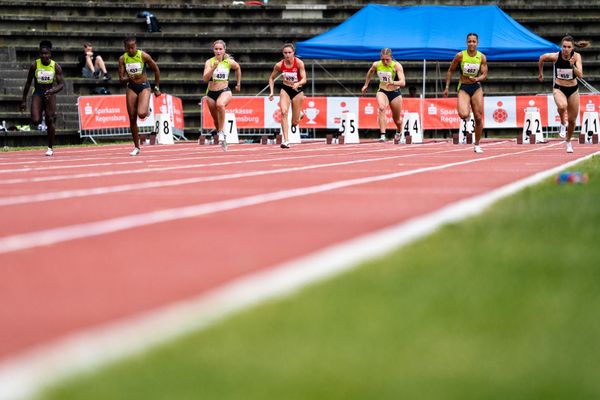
[0,161,146,174]
[0,148,596,400]
[0,143,560,254]
[0,142,440,185]
[0,143,412,174]
[0,148,465,206]
[0,139,445,168]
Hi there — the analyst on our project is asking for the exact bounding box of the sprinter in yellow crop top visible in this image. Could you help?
[20,40,64,156]
[203,39,242,151]
[361,48,406,142]
[444,33,488,154]
[118,36,161,156]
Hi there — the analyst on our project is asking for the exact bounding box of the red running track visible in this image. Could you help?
[0,139,596,360]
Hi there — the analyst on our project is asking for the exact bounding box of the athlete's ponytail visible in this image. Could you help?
[562,35,591,49]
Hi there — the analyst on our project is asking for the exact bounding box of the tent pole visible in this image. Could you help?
[311,62,315,138]
[311,62,315,97]
[422,59,426,134]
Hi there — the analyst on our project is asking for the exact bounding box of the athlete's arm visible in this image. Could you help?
[443,52,462,97]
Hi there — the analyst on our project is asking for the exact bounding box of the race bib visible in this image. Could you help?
[283,71,298,83]
[212,65,229,81]
[126,62,143,76]
[463,62,480,77]
[377,70,393,83]
[36,69,54,83]
[556,68,574,80]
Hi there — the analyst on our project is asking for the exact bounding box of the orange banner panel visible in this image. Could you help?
[78,96,129,130]
[202,97,265,129]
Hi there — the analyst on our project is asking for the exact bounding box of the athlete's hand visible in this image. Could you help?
[538,73,544,82]
[361,85,368,95]
[19,101,26,112]
[443,88,449,98]
[235,83,241,92]
[268,93,274,101]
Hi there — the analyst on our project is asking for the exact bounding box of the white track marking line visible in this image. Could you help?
[0,143,417,173]
[0,148,596,400]
[0,139,446,167]
[0,143,561,253]
[0,147,469,206]
[0,142,450,185]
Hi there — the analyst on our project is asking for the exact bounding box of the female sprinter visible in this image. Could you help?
[361,48,405,142]
[538,35,589,153]
[444,33,488,153]
[203,39,241,151]
[20,40,65,156]
[118,37,161,156]
[268,43,307,149]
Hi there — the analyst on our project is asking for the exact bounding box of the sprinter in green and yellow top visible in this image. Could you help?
[20,40,65,156]
[118,37,161,156]
[444,33,488,154]
[361,48,406,142]
[203,39,242,151]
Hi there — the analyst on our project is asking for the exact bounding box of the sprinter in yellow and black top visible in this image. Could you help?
[361,48,406,142]
[538,35,589,153]
[20,40,65,156]
[444,33,488,154]
[118,36,161,156]
[202,39,242,151]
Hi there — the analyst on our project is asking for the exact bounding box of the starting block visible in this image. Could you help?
[453,113,474,144]
[156,113,174,145]
[339,112,359,144]
[518,111,543,144]
[579,111,599,144]
[326,134,343,144]
[402,112,422,144]
[224,113,239,144]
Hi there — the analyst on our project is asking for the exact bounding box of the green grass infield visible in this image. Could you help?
[39,155,600,400]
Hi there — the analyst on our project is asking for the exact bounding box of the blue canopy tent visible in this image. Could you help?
[296,4,558,61]
[296,4,560,98]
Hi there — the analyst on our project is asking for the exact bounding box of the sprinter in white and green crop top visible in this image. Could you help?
[118,37,162,156]
[202,39,242,151]
[361,48,406,142]
[20,40,65,156]
[444,33,488,154]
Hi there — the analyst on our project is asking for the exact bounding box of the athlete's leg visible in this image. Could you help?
[565,90,580,142]
[216,90,233,134]
[552,89,569,127]
[43,95,57,149]
[126,88,140,148]
[376,91,390,138]
[470,88,484,145]
[389,95,403,132]
[279,89,292,143]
